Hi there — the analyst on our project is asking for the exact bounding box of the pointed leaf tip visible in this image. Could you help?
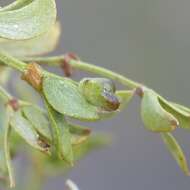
[116,90,134,110]
[69,124,91,146]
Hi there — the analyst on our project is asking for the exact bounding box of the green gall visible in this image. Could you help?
[79,78,120,111]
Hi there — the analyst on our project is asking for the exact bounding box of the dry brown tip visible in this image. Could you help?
[37,138,50,153]
[21,63,43,91]
[170,119,179,130]
[83,128,92,135]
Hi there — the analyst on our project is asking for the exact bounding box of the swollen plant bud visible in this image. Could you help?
[141,88,179,132]
[79,78,120,111]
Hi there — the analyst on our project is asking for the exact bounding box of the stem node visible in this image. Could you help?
[7,98,19,111]
[61,53,79,77]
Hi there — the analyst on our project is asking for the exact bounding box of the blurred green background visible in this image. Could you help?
[1,0,190,189]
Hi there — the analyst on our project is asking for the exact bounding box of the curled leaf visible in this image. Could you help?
[79,78,120,111]
[141,89,178,132]
[43,76,100,121]
[21,105,52,141]
[0,22,60,57]
[0,0,56,40]
[10,111,49,153]
[45,100,73,164]
[159,97,190,129]
[161,133,190,175]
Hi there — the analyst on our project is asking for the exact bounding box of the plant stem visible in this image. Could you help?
[23,56,141,89]
[0,51,141,89]
[0,51,26,72]
[0,85,32,107]
[0,52,78,85]
[0,86,12,101]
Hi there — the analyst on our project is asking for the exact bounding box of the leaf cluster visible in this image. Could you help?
[0,0,189,188]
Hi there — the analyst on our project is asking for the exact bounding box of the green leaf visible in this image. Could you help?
[4,107,15,188]
[0,99,15,187]
[0,98,8,177]
[45,100,73,164]
[0,0,33,11]
[116,90,134,110]
[0,22,60,57]
[0,150,6,173]
[159,97,190,129]
[0,98,8,141]
[22,105,52,141]
[0,0,56,40]
[141,89,178,132]
[79,78,120,111]
[161,132,190,175]
[0,66,12,85]
[0,98,8,173]
[31,134,109,176]
[73,135,110,161]
[69,124,91,146]
[10,111,48,152]
[69,124,91,136]
[171,103,190,114]
[43,76,100,121]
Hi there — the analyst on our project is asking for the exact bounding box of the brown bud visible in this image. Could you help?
[21,63,43,91]
[7,98,19,111]
[61,53,79,77]
[135,86,144,98]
